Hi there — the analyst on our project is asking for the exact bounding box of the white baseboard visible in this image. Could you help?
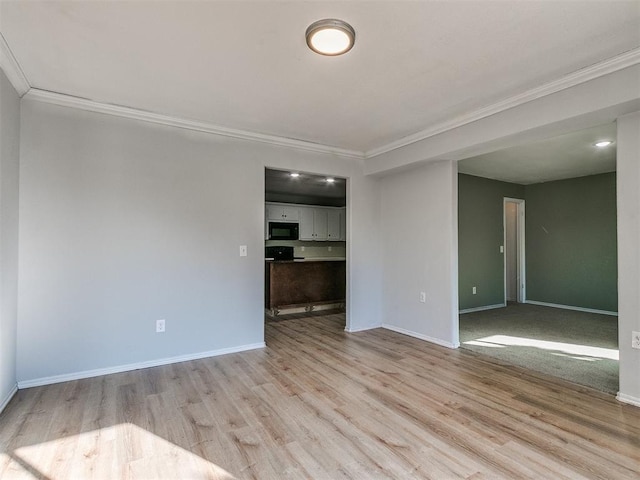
[617,393,640,408]
[525,300,618,316]
[0,384,18,414]
[17,342,266,389]
[382,324,459,349]
[345,324,381,333]
[459,303,506,314]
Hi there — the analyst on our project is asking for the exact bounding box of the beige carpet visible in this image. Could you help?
[459,303,619,394]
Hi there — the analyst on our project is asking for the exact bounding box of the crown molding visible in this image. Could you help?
[20,48,640,161]
[365,47,640,158]
[0,32,30,97]
[23,88,364,159]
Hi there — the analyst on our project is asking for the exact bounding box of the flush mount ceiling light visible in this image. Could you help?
[289,172,300,177]
[306,19,355,56]
[325,177,336,183]
[595,140,613,147]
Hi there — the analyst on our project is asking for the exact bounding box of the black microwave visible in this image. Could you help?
[268,222,299,240]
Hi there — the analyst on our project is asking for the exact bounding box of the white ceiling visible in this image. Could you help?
[458,123,617,185]
[1,1,639,155]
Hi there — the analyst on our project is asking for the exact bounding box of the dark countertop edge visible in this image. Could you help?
[265,257,346,263]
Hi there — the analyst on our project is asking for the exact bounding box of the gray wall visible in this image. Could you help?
[458,174,524,310]
[0,69,20,409]
[17,99,382,383]
[458,172,617,313]
[525,173,617,312]
[380,161,459,347]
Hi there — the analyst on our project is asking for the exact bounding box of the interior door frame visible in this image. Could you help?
[503,197,526,304]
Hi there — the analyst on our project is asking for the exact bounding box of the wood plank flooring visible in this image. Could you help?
[1,313,639,479]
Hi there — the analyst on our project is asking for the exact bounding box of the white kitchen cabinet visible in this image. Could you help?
[299,207,328,241]
[266,203,345,242]
[266,204,300,221]
[327,210,341,240]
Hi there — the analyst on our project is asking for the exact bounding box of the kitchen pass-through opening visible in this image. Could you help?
[263,168,347,327]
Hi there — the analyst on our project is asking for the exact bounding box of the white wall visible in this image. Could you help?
[379,160,459,347]
[0,69,20,410]
[616,111,640,406]
[346,173,382,332]
[17,99,381,384]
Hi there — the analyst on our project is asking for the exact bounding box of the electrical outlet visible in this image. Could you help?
[472,286,477,295]
[328,246,332,252]
[633,331,640,349]
[500,245,504,253]
[419,292,426,303]
[156,319,165,333]
[301,246,305,252]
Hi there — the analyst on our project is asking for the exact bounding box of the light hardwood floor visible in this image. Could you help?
[1,313,639,479]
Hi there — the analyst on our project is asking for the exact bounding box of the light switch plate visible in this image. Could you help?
[239,245,247,257]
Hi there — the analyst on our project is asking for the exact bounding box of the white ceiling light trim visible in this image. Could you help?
[23,89,364,159]
[0,32,30,97]
[306,19,355,56]
[365,47,640,159]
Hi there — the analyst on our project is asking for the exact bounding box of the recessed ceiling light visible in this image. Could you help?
[290,172,300,177]
[326,177,336,183]
[306,19,355,56]
[595,140,612,147]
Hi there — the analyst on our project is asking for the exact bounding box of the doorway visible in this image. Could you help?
[503,198,525,303]
[263,168,347,329]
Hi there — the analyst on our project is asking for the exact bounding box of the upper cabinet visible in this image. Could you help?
[299,207,328,241]
[327,210,341,240]
[266,202,346,242]
[266,204,300,221]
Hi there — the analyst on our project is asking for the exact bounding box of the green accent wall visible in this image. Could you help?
[458,172,618,313]
[525,173,617,312]
[458,174,524,310]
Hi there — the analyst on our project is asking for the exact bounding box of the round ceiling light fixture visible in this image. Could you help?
[306,19,355,56]
[325,177,336,183]
[595,140,612,148]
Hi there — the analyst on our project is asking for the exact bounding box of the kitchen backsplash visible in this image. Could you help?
[265,240,346,258]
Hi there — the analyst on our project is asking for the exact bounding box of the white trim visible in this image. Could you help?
[0,33,30,97]
[365,47,640,158]
[344,324,381,333]
[0,384,18,414]
[459,303,506,314]
[382,324,460,349]
[17,49,640,161]
[23,89,364,159]
[525,300,618,317]
[17,342,265,389]
[616,393,640,408]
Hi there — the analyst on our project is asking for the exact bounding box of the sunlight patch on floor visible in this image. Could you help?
[464,340,507,348]
[11,423,237,480]
[464,335,619,361]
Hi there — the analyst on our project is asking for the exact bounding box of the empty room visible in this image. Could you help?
[457,124,620,394]
[1,2,640,479]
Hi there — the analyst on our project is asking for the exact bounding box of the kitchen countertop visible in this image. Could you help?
[265,257,346,262]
